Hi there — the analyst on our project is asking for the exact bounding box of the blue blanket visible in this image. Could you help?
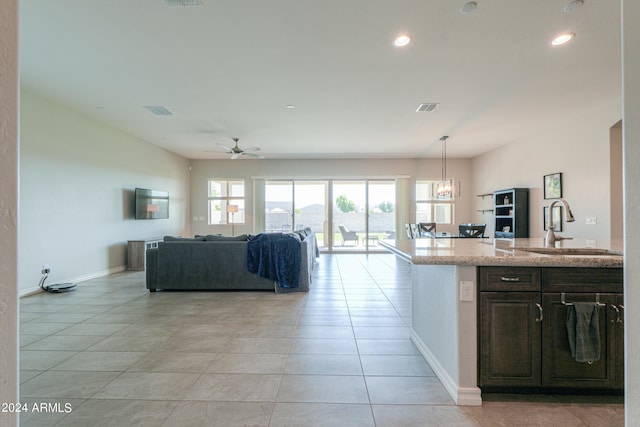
[247,233,301,288]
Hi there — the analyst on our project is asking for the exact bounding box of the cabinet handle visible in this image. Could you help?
[535,303,543,322]
[611,304,623,324]
[610,304,619,323]
[500,276,521,282]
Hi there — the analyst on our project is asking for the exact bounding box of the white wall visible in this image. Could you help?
[471,97,622,240]
[410,265,480,406]
[623,0,640,422]
[0,0,19,424]
[188,157,473,238]
[610,123,623,239]
[19,90,191,294]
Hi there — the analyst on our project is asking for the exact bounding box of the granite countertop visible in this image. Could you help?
[380,237,623,268]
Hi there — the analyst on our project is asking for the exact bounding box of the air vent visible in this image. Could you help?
[416,103,440,112]
[144,106,174,116]
[163,0,203,7]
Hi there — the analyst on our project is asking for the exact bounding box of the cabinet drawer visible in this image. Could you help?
[479,267,541,291]
[542,268,623,293]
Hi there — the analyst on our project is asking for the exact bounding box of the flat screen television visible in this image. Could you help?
[135,188,169,219]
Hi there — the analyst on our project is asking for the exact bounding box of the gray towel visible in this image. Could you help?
[566,302,600,363]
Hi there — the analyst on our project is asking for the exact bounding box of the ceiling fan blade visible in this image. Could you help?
[231,153,240,160]
[243,146,261,152]
[243,152,265,159]
[216,143,233,151]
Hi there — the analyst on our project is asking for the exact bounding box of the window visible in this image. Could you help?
[208,180,245,225]
[416,180,454,224]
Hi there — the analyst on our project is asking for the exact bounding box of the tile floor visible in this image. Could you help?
[19,254,624,426]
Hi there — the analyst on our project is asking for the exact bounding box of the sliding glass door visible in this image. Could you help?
[265,181,293,232]
[294,181,328,247]
[332,180,366,251]
[265,180,329,250]
[367,180,396,246]
[264,179,395,253]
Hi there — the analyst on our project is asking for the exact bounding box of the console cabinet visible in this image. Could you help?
[478,266,624,391]
[127,238,162,271]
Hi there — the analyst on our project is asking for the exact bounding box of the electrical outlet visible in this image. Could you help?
[460,281,474,302]
[586,217,597,225]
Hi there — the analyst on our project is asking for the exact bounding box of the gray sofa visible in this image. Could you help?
[145,231,316,293]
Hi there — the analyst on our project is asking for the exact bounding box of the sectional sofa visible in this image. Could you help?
[145,230,317,293]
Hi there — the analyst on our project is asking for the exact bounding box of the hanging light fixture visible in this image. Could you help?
[436,135,454,199]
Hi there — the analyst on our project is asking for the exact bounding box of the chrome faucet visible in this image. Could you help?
[545,198,575,247]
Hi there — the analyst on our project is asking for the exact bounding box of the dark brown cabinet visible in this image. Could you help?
[542,292,619,389]
[480,291,542,387]
[479,267,542,388]
[478,266,624,391]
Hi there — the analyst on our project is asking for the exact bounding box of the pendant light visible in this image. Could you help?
[436,135,454,199]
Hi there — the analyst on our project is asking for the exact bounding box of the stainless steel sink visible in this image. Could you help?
[518,247,622,256]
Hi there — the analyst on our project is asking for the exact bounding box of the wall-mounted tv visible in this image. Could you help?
[135,188,169,220]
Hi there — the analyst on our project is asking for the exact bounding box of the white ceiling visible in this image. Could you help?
[19,0,622,160]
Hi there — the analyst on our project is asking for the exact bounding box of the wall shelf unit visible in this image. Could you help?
[494,188,529,238]
[476,193,494,214]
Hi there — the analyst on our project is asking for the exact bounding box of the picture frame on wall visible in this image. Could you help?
[543,206,563,231]
[544,172,562,199]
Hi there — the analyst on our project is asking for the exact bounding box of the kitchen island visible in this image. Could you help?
[380,237,623,406]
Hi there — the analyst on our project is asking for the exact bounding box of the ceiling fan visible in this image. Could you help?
[216,137,264,159]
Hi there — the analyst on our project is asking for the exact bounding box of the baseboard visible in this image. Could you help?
[20,265,127,298]
[410,328,483,406]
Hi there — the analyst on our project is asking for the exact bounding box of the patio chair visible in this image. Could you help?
[339,225,359,246]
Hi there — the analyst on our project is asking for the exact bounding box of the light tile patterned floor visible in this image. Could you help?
[19,253,624,426]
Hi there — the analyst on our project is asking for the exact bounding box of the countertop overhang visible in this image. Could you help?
[380,238,623,268]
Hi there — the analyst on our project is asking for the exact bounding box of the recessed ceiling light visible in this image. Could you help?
[285,105,296,109]
[551,33,575,46]
[460,1,478,15]
[394,35,411,47]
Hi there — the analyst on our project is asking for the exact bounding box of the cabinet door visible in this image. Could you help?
[479,292,542,387]
[541,293,619,389]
